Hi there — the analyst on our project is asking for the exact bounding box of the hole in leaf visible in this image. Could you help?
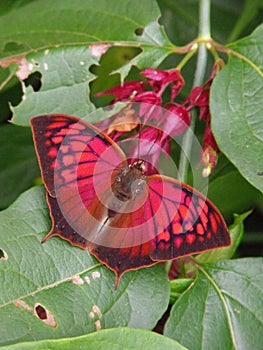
[134,27,144,36]
[0,249,8,260]
[35,304,47,320]
[34,303,57,327]
[24,71,42,91]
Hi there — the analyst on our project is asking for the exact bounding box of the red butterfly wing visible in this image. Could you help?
[146,175,231,260]
[31,114,127,247]
[90,175,230,283]
[31,114,231,287]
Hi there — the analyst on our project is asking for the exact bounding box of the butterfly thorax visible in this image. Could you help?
[112,160,146,202]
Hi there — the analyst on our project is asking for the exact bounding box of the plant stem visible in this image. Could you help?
[177,47,198,70]
[0,72,15,92]
[178,0,211,183]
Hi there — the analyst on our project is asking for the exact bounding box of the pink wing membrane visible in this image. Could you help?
[147,175,231,261]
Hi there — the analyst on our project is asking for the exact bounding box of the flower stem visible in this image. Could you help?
[178,0,211,183]
[177,47,198,70]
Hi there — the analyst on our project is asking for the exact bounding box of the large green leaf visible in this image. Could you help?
[211,24,263,193]
[0,0,171,59]
[0,187,170,347]
[11,43,171,126]
[0,328,187,350]
[4,0,174,125]
[164,258,263,350]
[0,0,173,84]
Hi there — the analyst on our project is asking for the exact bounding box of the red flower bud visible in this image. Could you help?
[201,124,219,176]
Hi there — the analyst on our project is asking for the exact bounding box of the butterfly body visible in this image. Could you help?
[30,114,231,286]
[112,161,146,201]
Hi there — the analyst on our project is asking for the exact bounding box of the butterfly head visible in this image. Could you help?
[130,159,146,173]
[112,160,146,203]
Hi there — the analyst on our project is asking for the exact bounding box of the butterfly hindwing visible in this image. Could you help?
[146,175,231,261]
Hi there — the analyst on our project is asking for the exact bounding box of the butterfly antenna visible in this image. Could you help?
[145,130,161,158]
[98,217,109,234]
[137,122,142,160]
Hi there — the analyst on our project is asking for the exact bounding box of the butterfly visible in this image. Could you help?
[31,114,231,287]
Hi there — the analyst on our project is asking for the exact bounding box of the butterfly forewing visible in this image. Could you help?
[31,114,127,245]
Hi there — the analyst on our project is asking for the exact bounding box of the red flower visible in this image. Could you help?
[140,68,185,99]
[132,91,162,123]
[95,80,145,103]
[95,67,189,171]
[188,86,210,122]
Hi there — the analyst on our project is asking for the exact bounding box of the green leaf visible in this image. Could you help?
[0,187,170,347]
[196,211,251,263]
[164,258,263,350]
[0,123,39,209]
[0,328,187,350]
[114,21,173,82]
[1,1,173,102]
[211,24,263,193]
[208,166,262,220]
[169,278,194,304]
[12,47,99,126]
[0,0,171,58]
